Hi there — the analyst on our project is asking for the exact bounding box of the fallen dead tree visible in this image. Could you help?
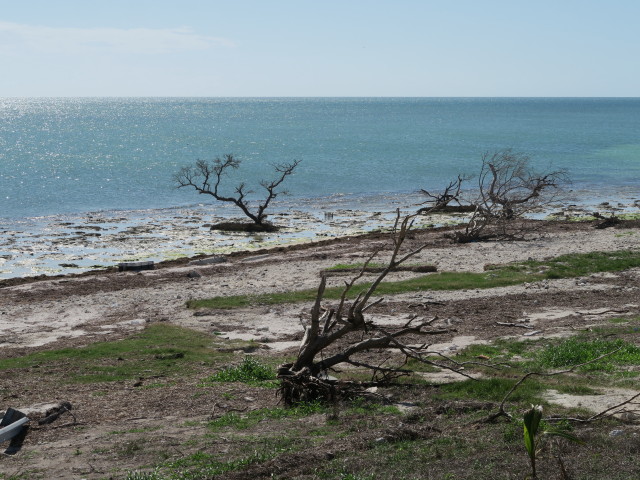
[277,211,496,405]
[419,150,568,242]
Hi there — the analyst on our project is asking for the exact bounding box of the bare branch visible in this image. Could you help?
[440,149,569,243]
[279,187,496,405]
[175,154,300,228]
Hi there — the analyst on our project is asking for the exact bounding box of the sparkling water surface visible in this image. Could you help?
[1,97,639,278]
[2,97,639,219]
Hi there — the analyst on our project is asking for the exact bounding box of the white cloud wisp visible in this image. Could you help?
[0,21,234,55]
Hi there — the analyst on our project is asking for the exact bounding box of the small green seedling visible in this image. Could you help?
[523,405,582,479]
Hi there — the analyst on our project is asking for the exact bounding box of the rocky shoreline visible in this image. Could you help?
[1,191,639,281]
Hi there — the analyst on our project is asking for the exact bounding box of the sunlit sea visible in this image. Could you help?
[1,97,639,278]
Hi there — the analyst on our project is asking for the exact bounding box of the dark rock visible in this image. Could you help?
[118,261,155,272]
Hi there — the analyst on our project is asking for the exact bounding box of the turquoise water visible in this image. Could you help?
[1,97,639,220]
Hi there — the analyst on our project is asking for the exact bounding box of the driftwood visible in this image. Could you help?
[278,211,497,405]
[37,401,74,425]
[495,321,534,329]
[417,205,476,214]
[421,150,568,243]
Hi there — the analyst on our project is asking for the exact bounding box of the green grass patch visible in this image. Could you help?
[436,377,545,404]
[552,383,601,396]
[591,320,640,336]
[126,436,297,480]
[188,249,640,309]
[187,269,533,309]
[535,338,640,372]
[346,398,403,416]
[542,250,640,279]
[609,317,635,324]
[208,402,326,432]
[0,324,237,383]
[201,356,276,386]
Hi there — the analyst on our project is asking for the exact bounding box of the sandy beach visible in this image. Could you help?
[1,216,640,478]
[1,215,639,352]
[1,209,639,362]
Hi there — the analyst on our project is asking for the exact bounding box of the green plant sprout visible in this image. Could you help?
[523,405,582,479]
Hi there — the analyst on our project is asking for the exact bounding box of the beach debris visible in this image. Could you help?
[523,330,542,336]
[408,301,446,308]
[496,321,534,329]
[118,260,155,272]
[38,401,73,425]
[240,254,270,263]
[188,256,227,266]
[0,408,29,444]
[593,211,621,229]
[576,308,629,316]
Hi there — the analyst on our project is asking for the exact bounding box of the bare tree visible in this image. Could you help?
[418,175,474,214]
[277,210,493,405]
[175,154,301,231]
[420,150,568,242]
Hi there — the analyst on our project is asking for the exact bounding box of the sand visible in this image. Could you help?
[2,218,640,478]
[2,219,639,351]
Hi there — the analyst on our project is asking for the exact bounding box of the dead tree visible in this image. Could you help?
[277,211,492,405]
[419,150,567,242]
[174,154,300,231]
[418,175,474,214]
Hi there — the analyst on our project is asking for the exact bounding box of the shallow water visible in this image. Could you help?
[1,188,638,279]
[1,98,639,278]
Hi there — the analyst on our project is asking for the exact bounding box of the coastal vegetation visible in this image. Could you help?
[174,154,301,232]
[187,248,640,309]
[270,209,638,410]
[0,324,243,384]
[3,314,638,479]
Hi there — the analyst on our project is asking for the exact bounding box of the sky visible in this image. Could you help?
[0,0,639,97]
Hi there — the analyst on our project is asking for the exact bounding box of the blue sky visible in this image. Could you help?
[1,0,638,97]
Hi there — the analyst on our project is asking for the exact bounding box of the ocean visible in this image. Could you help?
[1,97,639,278]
